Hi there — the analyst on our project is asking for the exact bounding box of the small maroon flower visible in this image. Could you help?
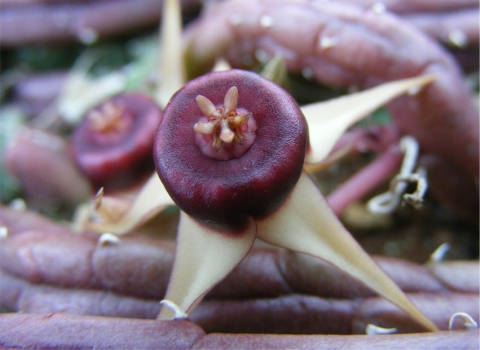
[71,93,162,191]
[154,69,308,231]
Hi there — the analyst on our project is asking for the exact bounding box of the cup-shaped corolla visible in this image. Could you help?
[71,93,162,191]
[154,69,308,231]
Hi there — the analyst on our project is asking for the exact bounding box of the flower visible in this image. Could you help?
[79,0,438,332]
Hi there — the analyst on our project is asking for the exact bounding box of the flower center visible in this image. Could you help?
[193,86,257,161]
[88,101,128,134]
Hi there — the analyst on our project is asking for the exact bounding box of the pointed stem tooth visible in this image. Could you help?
[94,195,129,222]
[256,172,438,332]
[159,300,188,319]
[367,136,423,214]
[220,119,235,143]
[158,213,256,319]
[366,324,397,335]
[223,86,238,114]
[260,55,287,85]
[94,187,104,210]
[196,95,218,117]
[428,243,450,262]
[97,232,120,247]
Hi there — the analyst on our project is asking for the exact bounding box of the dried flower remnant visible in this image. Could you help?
[367,136,428,214]
[71,93,162,192]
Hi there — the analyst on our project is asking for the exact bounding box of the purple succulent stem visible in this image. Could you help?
[0,313,478,349]
[0,0,202,46]
[1,205,478,334]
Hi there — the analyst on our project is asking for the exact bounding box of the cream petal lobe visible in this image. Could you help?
[256,172,437,332]
[302,75,435,164]
[158,212,257,319]
[157,0,186,107]
[87,173,174,234]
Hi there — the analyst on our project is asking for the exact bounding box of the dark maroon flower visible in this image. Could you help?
[71,93,162,192]
[154,69,308,231]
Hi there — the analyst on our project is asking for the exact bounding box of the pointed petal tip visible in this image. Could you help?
[302,74,436,165]
[86,173,174,235]
[157,0,186,107]
[257,172,438,332]
[158,213,257,320]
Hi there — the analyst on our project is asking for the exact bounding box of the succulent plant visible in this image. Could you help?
[2,0,479,347]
